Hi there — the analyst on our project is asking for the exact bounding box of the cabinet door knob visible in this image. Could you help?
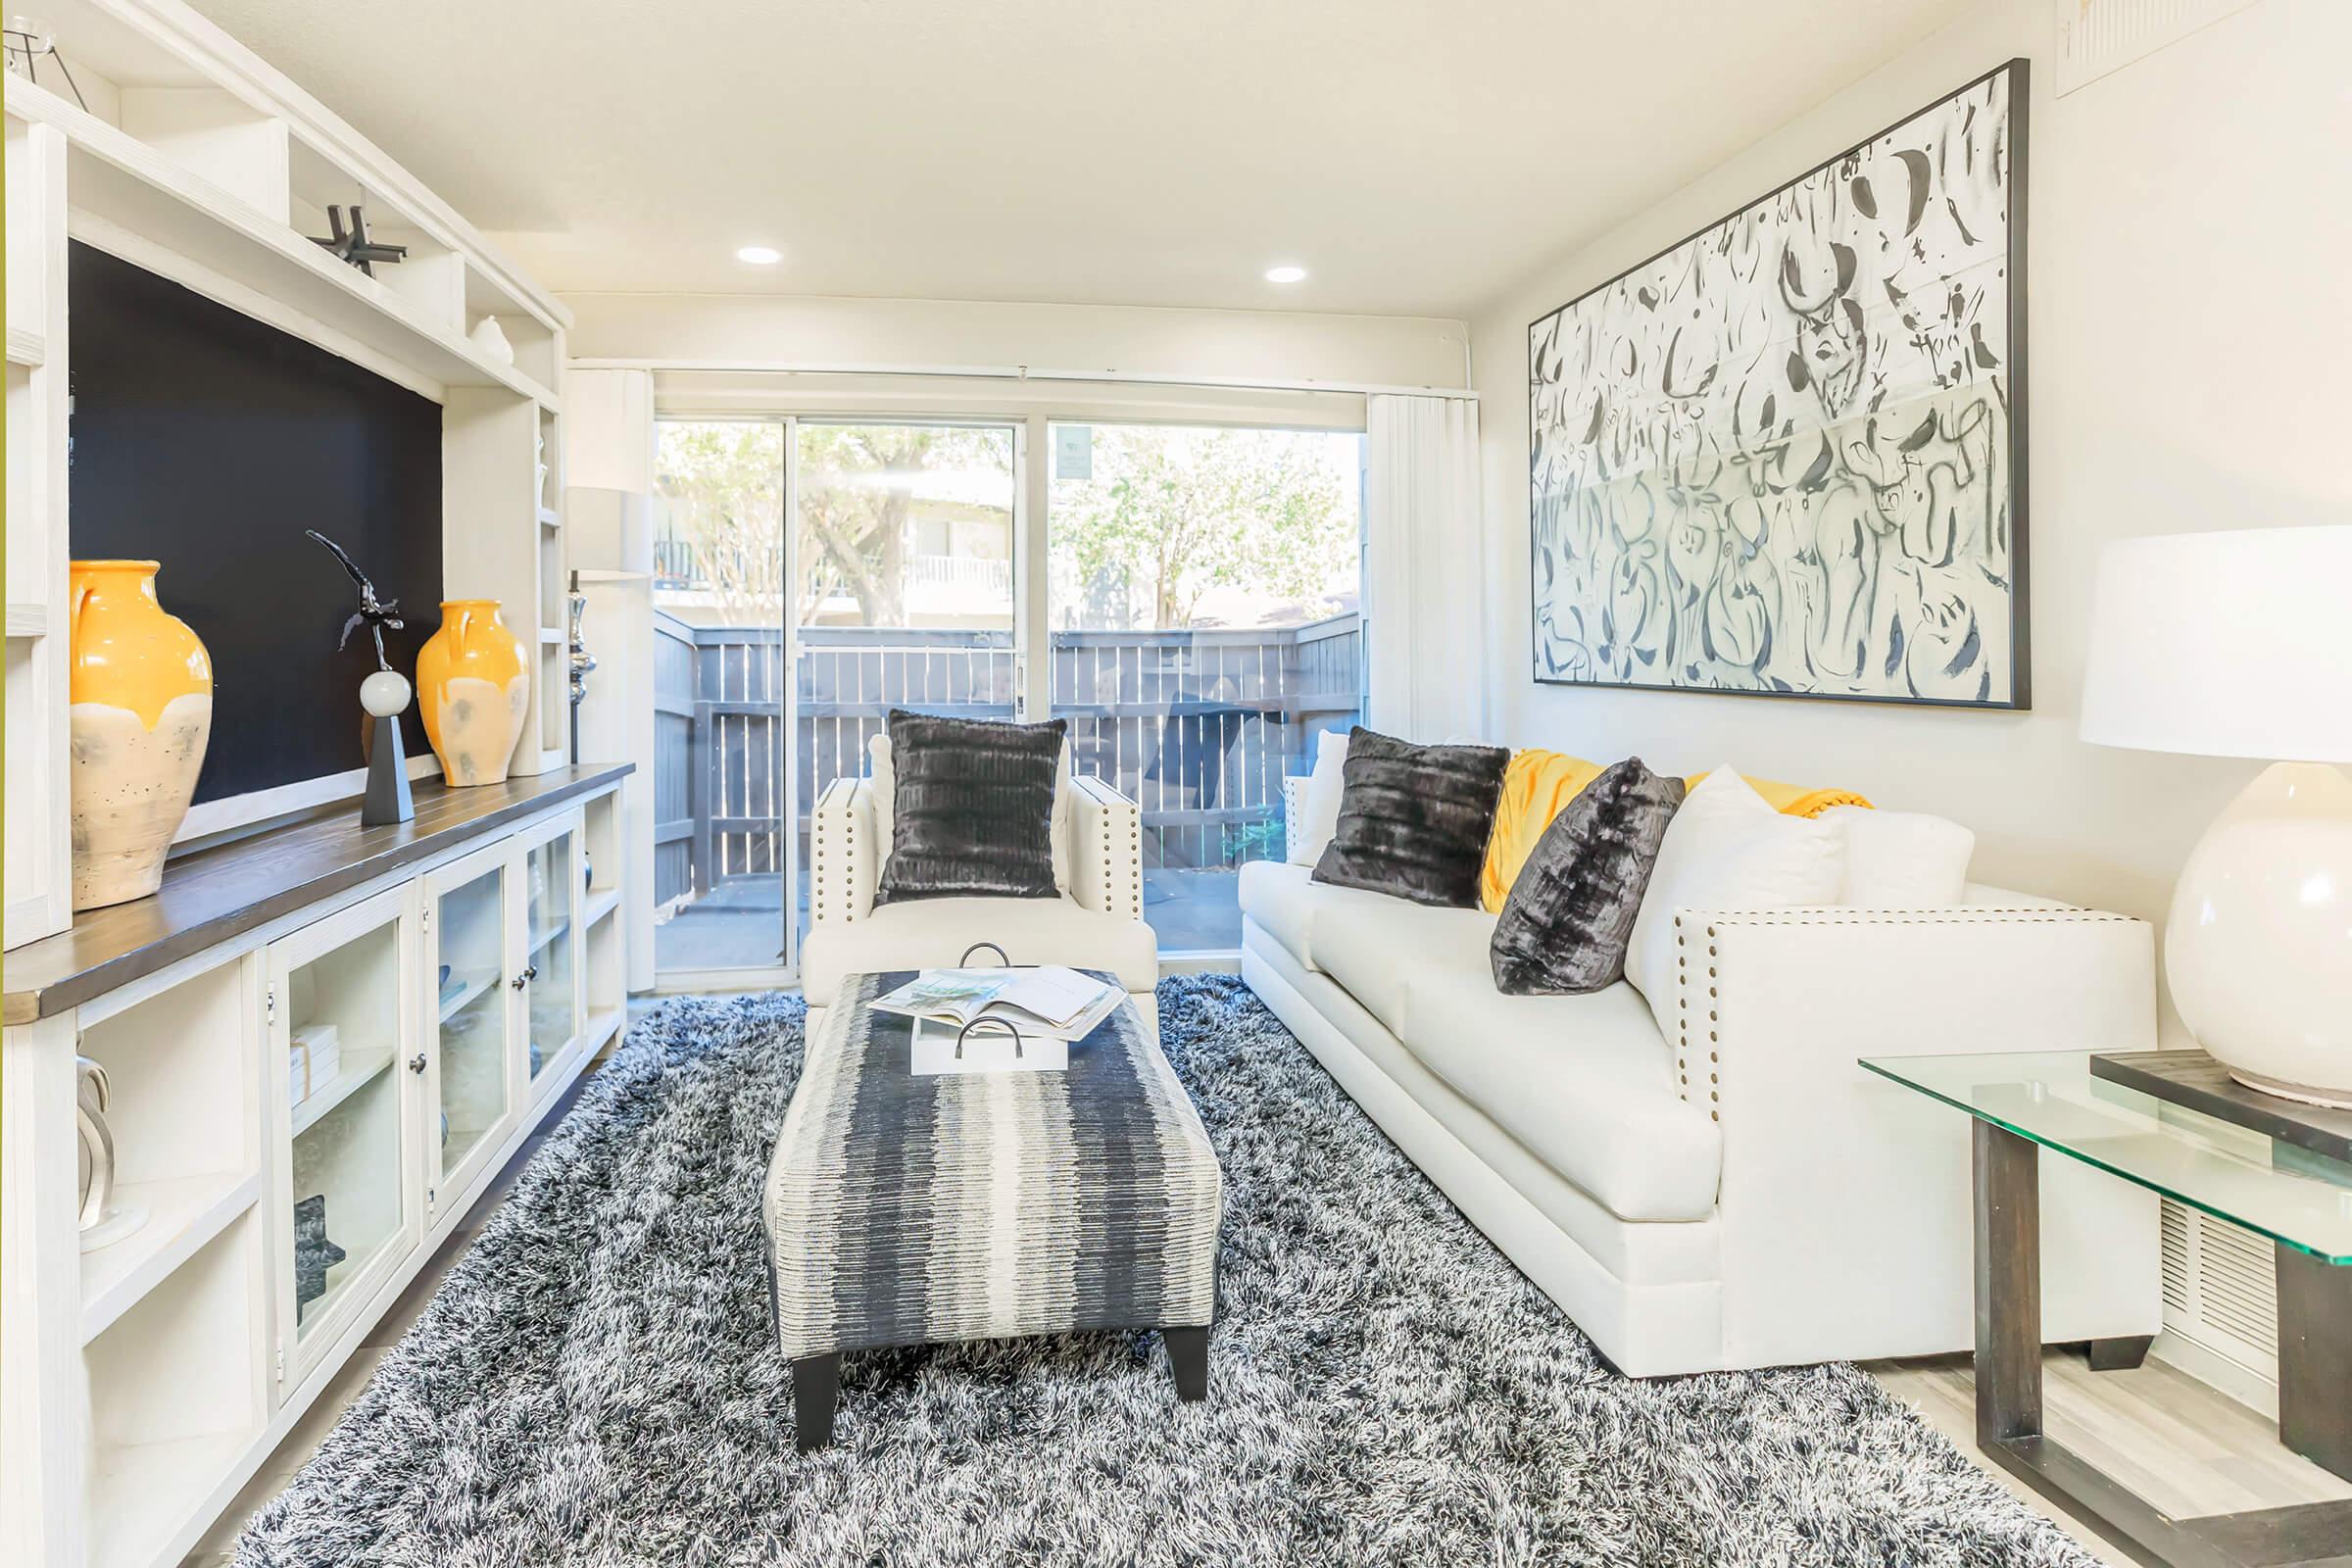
[511,971,528,990]
[408,1054,426,1074]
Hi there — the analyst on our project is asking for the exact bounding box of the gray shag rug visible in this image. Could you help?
[236,977,2094,1567]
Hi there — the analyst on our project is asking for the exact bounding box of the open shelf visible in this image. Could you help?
[6,600,48,637]
[540,625,566,644]
[78,1168,261,1345]
[84,1207,266,1568]
[537,506,562,529]
[5,77,560,409]
[288,1045,398,1139]
[583,886,620,929]
[6,324,44,365]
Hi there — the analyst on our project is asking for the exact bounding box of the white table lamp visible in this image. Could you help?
[2080,524,2352,1106]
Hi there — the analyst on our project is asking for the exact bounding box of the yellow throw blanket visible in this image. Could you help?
[1479,751,1604,912]
[1479,754,1873,912]
[1685,773,1874,819]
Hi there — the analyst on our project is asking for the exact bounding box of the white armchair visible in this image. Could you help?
[801,773,1159,1033]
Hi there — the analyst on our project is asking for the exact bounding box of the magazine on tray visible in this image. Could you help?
[871,965,1120,1043]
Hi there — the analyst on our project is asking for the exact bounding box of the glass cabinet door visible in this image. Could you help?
[276,894,413,1358]
[431,861,510,1188]
[524,828,578,1084]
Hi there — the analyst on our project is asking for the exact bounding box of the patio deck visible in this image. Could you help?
[653,868,1248,976]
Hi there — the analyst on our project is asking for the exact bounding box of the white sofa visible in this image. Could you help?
[1240,782,2163,1377]
[801,773,1159,1035]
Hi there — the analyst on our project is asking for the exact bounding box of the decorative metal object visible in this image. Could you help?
[566,571,596,759]
[75,1056,148,1250]
[292,1193,346,1321]
[309,204,407,276]
[4,16,89,110]
[307,529,414,825]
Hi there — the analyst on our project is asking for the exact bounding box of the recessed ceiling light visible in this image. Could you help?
[737,245,782,266]
[1264,264,1307,283]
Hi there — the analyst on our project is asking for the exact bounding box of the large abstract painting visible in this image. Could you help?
[1528,61,2029,708]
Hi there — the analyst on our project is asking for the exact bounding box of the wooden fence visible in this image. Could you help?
[650,612,1362,907]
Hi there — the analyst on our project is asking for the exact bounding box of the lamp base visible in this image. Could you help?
[2222,1065,2352,1112]
[2166,760,2352,1107]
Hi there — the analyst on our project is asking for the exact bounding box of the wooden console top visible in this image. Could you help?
[2,764,630,1024]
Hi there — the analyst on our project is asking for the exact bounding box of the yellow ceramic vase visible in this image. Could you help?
[69,561,214,910]
[416,599,530,786]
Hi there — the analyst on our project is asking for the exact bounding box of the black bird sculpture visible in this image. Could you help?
[311,204,407,276]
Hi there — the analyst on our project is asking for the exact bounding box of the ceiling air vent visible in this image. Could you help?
[2055,0,2262,95]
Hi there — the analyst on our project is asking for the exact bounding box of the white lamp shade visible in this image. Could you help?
[2079,524,2352,762]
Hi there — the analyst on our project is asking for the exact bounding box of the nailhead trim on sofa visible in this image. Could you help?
[1668,906,2140,1120]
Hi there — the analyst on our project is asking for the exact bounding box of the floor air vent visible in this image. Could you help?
[2158,1198,2278,1398]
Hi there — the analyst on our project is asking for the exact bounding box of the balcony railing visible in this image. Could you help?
[649,613,1363,913]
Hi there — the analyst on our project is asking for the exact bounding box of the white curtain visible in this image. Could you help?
[1364,393,1487,742]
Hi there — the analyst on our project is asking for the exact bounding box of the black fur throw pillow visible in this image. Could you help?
[1310,726,1508,908]
[1490,758,1685,995]
[876,710,1065,905]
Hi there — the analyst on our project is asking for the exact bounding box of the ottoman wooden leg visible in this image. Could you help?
[1164,1326,1209,1402]
[793,1352,841,1452]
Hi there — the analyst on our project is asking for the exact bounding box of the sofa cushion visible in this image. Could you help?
[1491,758,1683,995]
[801,896,1157,1010]
[1312,895,1498,1038]
[1238,859,1423,975]
[877,710,1064,904]
[1824,805,1974,906]
[1312,727,1508,908]
[1395,965,1721,1223]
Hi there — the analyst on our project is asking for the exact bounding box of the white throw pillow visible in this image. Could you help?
[1823,805,1974,906]
[867,728,1073,894]
[1287,730,1350,866]
[1624,766,1846,1044]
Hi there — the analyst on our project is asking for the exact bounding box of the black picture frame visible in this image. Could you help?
[1525,58,2032,710]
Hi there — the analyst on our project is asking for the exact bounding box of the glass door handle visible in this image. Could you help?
[408,1053,426,1074]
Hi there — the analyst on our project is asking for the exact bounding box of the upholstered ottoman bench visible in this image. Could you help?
[762,970,1222,1450]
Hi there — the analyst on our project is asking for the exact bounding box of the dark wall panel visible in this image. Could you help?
[68,242,442,804]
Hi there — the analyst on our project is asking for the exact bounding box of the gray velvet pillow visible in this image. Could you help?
[876,710,1064,905]
[1311,726,1508,908]
[1490,758,1685,995]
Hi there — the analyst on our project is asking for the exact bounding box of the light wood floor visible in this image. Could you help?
[1869,1348,2352,1566]
[182,1012,2350,1566]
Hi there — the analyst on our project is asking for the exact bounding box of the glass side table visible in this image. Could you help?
[1860,1051,2352,1568]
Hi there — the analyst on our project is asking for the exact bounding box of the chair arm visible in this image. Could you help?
[808,776,877,927]
[1668,901,2163,1365]
[1069,775,1144,920]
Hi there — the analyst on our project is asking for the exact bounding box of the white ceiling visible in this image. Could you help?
[186,0,1975,318]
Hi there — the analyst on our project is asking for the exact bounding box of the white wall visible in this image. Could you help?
[1468,0,2351,1027]
[564,291,1470,392]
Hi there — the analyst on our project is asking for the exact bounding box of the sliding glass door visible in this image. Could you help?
[1047,423,1367,954]
[649,410,1364,982]
[790,420,1019,961]
[650,421,789,978]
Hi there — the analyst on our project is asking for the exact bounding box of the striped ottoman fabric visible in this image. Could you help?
[762,972,1221,1443]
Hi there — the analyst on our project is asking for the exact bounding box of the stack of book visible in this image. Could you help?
[873,966,1122,1076]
